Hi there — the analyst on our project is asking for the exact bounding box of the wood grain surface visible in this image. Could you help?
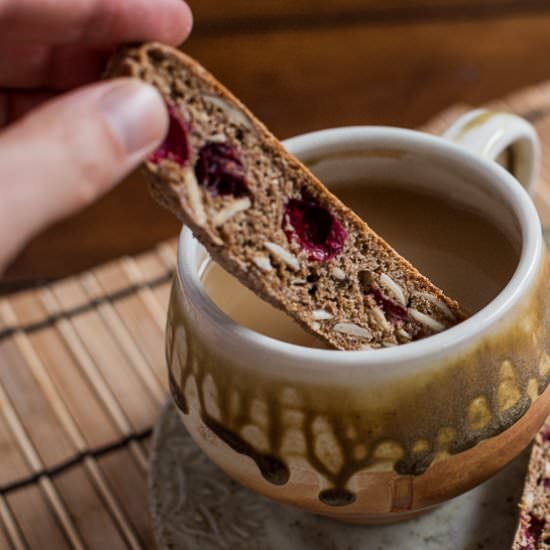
[4,1,550,291]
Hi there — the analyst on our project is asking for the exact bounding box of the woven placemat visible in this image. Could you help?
[0,242,177,549]
[1,83,550,549]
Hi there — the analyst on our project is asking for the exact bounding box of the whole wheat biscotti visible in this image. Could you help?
[513,422,550,549]
[107,42,466,350]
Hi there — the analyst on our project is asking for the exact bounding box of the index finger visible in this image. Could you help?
[0,0,193,46]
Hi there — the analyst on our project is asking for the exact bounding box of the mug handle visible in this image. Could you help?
[441,108,540,196]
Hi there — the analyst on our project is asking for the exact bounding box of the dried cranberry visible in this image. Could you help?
[370,288,408,323]
[518,537,536,550]
[283,199,347,261]
[526,514,545,545]
[541,426,550,442]
[149,105,190,166]
[194,143,248,197]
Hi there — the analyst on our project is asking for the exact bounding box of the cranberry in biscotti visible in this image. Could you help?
[519,513,545,549]
[369,287,408,324]
[195,142,249,198]
[149,105,190,166]
[283,198,347,261]
[541,426,550,443]
[283,199,348,262]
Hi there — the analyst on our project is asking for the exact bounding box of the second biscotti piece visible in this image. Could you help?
[108,42,465,350]
[512,420,550,549]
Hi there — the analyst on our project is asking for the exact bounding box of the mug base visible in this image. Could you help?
[150,400,533,547]
[316,505,437,525]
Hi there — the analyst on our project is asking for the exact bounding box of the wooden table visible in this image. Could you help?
[4,0,550,292]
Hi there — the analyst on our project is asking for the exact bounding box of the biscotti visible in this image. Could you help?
[108,42,465,350]
[513,423,550,549]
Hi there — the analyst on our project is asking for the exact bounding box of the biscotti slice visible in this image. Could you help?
[512,422,550,549]
[108,42,465,350]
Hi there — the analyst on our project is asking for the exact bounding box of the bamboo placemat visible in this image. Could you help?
[2,83,550,549]
[0,242,177,549]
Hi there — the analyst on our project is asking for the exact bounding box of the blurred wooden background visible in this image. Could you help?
[4,0,550,291]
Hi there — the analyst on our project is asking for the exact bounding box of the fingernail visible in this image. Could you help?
[98,80,168,155]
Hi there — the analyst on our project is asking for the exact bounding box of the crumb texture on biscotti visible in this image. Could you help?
[512,424,550,550]
[107,42,465,350]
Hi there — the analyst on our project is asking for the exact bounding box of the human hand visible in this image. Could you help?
[0,0,193,272]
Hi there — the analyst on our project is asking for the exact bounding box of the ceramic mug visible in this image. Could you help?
[166,109,550,524]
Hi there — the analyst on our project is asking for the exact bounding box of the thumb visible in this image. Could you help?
[0,78,168,271]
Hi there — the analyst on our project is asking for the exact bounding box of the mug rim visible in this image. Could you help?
[176,125,542,368]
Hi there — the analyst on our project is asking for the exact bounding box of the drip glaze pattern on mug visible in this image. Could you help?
[166,259,550,507]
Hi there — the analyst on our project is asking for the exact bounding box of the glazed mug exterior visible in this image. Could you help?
[166,110,550,523]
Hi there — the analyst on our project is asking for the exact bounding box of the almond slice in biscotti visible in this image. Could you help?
[107,42,466,351]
